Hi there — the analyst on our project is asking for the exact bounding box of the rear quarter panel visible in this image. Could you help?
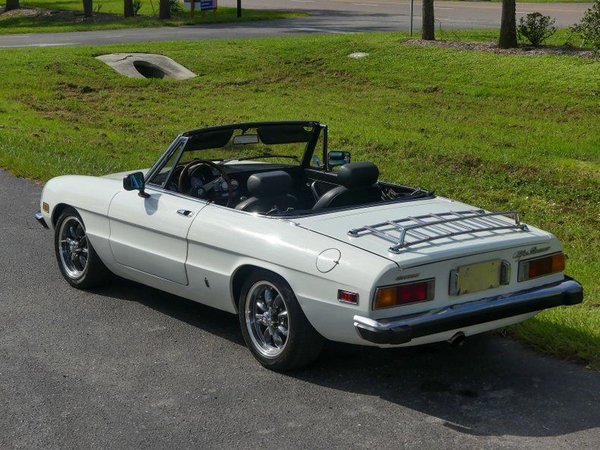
[185,204,397,343]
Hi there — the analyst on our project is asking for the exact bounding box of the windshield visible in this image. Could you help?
[181,123,321,166]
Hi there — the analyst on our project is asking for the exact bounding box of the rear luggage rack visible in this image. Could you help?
[348,210,529,254]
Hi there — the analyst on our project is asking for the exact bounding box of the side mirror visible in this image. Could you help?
[327,150,351,169]
[123,172,149,198]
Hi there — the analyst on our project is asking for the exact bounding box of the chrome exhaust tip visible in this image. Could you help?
[448,332,466,347]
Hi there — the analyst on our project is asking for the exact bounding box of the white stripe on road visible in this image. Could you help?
[0,42,78,48]
[293,27,350,34]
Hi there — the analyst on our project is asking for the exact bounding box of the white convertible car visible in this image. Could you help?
[35,121,583,370]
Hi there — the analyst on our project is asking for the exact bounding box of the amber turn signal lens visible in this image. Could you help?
[373,279,434,309]
[518,252,565,282]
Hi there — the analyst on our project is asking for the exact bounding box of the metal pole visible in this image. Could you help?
[237,0,241,17]
[409,0,414,36]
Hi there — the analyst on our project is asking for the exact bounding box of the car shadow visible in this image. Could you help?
[94,277,600,439]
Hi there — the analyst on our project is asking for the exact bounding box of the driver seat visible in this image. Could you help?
[235,171,297,214]
[312,162,381,210]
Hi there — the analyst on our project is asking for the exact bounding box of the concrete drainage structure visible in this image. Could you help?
[96,53,196,80]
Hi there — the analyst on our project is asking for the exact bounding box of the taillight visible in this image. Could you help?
[518,252,565,282]
[373,279,435,309]
[338,290,359,305]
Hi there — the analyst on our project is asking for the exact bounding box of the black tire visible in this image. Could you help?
[54,207,112,289]
[238,269,324,371]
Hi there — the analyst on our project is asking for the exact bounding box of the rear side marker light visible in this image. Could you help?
[373,279,435,310]
[518,252,565,282]
[338,290,359,305]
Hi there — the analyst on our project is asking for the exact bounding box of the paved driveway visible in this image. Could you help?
[1,168,599,449]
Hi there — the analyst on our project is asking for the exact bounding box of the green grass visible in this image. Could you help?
[0,0,305,34]
[0,32,598,368]
[439,27,591,48]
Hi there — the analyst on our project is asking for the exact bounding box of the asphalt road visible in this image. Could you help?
[1,167,600,449]
[0,1,592,47]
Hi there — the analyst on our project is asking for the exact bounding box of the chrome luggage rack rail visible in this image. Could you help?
[347,210,529,254]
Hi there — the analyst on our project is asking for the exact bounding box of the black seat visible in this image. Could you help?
[235,171,297,213]
[312,162,381,210]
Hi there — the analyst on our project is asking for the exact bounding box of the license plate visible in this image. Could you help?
[451,260,502,296]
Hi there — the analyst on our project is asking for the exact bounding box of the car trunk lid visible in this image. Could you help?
[295,197,554,267]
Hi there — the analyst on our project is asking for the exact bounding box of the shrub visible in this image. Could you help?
[169,0,182,14]
[517,12,557,47]
[133,0,142,16]
[571,0,600,51]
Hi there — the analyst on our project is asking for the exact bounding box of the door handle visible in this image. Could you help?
[177,209,193,217]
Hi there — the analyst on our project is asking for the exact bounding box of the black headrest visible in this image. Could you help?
[337,162,379,188]
[247,170,292,197]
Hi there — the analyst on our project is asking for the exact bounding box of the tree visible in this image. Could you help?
[82,0,93,18]
[159,0,170,19]
[124,0,134,17]
[5,0,21,12]
[499,0,517,48]
[422,0,435,40]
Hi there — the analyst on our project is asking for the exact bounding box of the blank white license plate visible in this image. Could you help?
[455,260,502,295]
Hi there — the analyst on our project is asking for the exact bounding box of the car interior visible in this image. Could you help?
[145,122,433,216]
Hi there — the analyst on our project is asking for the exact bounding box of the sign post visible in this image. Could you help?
[409,0,414,36]
[237,0,241,18]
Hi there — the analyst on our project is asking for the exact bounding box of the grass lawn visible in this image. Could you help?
[0,0,305,34]
[438,27,591,48]
[0,31,598,368]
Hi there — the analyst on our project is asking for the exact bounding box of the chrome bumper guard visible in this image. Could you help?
[34,211,49,229]
[353,276,583,345]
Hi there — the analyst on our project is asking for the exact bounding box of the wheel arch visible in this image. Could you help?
[230,264,291,313]
[51,203,73,226]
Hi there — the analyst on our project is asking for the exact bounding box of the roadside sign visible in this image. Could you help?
[184,0,218,17]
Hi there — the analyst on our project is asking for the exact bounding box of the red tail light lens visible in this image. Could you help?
[373,279,435,309]
[518,252,565,282]
[338,290,359,305]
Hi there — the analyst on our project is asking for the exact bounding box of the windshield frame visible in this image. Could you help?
[181,121,325,167]
[145,121,326,186]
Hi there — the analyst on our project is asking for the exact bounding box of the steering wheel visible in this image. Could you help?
[178,159,235,207]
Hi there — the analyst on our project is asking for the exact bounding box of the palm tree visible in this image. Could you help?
[422,0,435,40]
[159,0,170,19]
[124,0,134,17]
[83,0,93,18]
[5,0,21,12]
[499,0,517,48]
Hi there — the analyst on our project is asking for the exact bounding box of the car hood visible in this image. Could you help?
[294,197,556,267]
[103,169,151,181]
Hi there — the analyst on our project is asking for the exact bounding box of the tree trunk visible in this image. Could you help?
[499,0,517,48]
[82,0,93,18]
[5,0,21,12]
[422,0,435,41]
[124,0,134,17]
[159,0,171,19]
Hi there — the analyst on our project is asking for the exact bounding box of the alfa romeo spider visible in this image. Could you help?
[35,121,583,370]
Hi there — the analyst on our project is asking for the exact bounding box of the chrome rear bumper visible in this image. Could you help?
[354,276,583,345]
